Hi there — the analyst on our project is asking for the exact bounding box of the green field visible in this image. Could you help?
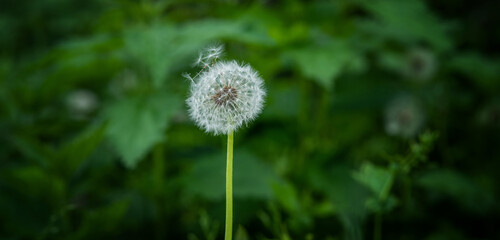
[1,0,499,239]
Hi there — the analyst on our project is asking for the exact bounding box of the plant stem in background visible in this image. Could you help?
[153,143,165,191]
[225,131,234,240]
[152,143,165,240]
[374,212,382,240]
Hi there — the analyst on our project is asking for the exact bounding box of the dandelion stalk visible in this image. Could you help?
[184,45,265,240]
[225,130,234,240]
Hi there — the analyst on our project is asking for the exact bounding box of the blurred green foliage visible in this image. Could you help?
[1,0,500,239]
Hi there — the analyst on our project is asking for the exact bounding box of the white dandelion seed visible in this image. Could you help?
[66,89,99,120]
[194,44,224,67]
[403,48,437,81]
[185,51,265,135]
[384,95,425,139]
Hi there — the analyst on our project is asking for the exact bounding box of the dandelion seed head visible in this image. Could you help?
[403,48,437,81]
[186,60,266,135]
[384,95,425,139]
[66,89,99,120]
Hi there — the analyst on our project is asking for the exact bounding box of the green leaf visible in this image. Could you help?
[448,52,500,93]
[199,210,219,240]
[180,19,274,46]
[235,225,250,240]
[418,169,474,199]
[417,169,495,212]
[261,82,300,119]
[309,164,370,219]
[365,195,398,212]
[271,181,301,214]
[124,20,273,87]
[271,180,313,228]
[72,199,130,240]
[9,134,54,166]
[0,166,65,204]
[124,25,177,88]
[358,0,452,51]
[286,39,364,89]
[185,150,276,200]
[34,35,123,99]
[0,166,65,237]
[104,92,181,168]
[352,162,394,201]
[57,123,107,175]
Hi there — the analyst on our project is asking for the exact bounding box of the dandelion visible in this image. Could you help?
[403,48,437,81]
[184,45,265,240]
[66,89,99,120]
[187,61,265,135]
[384,95,425,139]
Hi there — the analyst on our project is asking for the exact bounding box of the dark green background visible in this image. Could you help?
[1,0,499,239]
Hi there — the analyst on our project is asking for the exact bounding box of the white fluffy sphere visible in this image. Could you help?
[384,95,425,138]
[187,60,265,135]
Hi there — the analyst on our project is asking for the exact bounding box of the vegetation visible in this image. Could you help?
[1,0,499,239]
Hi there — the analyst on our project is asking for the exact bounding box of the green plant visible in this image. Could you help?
[185,45,266,240]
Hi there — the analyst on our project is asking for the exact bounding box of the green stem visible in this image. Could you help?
[153,143,165,191]
[374,212,382,240]
[152,143,165,240]
[225,131,234,240]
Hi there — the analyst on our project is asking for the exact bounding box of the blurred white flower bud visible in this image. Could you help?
[384,95,425,138]
[66,89,99,120]
[185,47,265,135]
[403,48,437,81]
